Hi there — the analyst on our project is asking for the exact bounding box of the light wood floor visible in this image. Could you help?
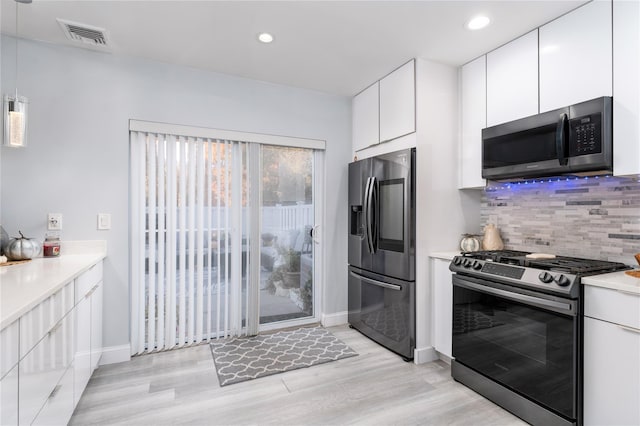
[69,325,527,425]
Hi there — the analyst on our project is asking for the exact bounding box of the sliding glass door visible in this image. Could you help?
[260,146,315,324]
[130,124,322,354]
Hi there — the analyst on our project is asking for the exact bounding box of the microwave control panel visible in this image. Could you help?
[570,113,602,156]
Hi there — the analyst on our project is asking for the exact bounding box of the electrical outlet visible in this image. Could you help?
[98,213,111,230]
[48,213,62,230]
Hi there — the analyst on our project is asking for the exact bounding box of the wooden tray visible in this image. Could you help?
[0,259,32,267]
[625,270,640,279]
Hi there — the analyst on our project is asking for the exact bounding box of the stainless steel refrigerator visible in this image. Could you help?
[348,148,415,360]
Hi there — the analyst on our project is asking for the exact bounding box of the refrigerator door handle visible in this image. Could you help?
[349,270,402,291]
[366,177,376,253]
[369,177,378,253]
[362,177,371,252]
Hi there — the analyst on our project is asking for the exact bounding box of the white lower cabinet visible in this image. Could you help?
[19,311,74,425]
[432,258,453,358]
[32,361,75,426]
[0,365,19,425]
[0,259,104,425]
[74,286,92,404]
[90,280,104,371]
[584,285,640,426]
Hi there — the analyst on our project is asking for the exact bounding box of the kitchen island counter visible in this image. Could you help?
[0,241,106,329]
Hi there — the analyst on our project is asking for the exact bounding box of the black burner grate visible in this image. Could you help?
[462,250,630,276]
[526,257,630,275]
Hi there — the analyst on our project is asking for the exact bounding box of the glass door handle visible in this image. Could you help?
[311,224,320,244]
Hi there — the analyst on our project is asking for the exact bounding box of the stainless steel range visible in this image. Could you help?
[449,250,629,426]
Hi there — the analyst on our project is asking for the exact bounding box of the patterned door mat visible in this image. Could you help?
[210,326,357,386]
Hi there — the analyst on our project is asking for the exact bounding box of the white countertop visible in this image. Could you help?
[582,269,640,295]
[429,251,461,261]
[0,241,106,330]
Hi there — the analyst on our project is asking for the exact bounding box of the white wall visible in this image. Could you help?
[0,36,351,353]
[414,58,482,362]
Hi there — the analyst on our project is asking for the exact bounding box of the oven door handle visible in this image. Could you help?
[454,278,577,316]
[350,271,402,291]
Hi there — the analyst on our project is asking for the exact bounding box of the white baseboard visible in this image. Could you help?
[321,311,348,328]
[99,344,131,366]
[413,346,438,365]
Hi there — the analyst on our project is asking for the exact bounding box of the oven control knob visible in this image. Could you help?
[472,261,482,270]
[463,259,473,268]
[555,274,571,287]
[453,257,462,266]
[539,272,554,283]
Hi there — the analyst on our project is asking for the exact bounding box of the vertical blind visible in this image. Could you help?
[130,131,256,354]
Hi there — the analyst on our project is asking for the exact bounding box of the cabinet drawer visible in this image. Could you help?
[584,316,640,426]
[76,261,103,300]
[32,362,75,426]
[19,311,74,426]
[584,285,640,329]
[19,281,74,357]
[1,320,19,378]
[0,365,18,425]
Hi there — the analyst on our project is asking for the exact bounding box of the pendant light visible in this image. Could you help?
[3,0,32,148]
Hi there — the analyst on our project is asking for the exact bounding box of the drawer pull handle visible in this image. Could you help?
[49,384,62,399]
[48,321,63,336]
[619,325,640,334]
[86,284,99,298]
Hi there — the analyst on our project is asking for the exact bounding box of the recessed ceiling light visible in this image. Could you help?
[466,15,491,31]
[257,32,274,44]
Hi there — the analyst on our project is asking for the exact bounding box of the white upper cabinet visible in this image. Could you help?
[487,30,539,126]
[539,0,612,112]
[613,0,640,176]
[459,56,486,189]
[379,60,416,143]
[353,82,379,152]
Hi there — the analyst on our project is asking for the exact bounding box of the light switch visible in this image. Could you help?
[98,213,111,230]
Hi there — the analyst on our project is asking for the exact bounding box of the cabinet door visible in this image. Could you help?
[20,281,74,358]
[433,258,453,358]
[19,312,73,425]
[539,0,612,112]
[487,30,539,126]
[353,82,379,152]
[90,281,103,371]
[379,60,415,143]
[32,361,75,426]
[74,290,91,405]
[584,317,640,426]
[459,56,486,189]
[0,365,18,425]
[613,0,640,176]
[1,320,19,379]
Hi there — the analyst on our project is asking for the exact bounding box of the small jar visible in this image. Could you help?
[43,233,61,257]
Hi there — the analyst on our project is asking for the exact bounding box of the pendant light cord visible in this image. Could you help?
[15,1,19,99]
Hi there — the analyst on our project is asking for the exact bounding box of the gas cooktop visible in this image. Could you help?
[451,250,630,299]
[460,250,630,276]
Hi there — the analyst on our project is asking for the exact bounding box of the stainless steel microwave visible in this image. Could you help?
[482,96,612,181]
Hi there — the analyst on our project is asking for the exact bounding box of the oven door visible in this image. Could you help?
[452,274,579,421]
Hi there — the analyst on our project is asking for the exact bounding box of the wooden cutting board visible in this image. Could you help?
[0,259,31,267]
[525,253,557,260]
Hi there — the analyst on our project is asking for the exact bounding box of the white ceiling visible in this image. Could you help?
[0,0,588,96]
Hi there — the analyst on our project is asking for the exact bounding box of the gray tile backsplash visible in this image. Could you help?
[480,175,640,265]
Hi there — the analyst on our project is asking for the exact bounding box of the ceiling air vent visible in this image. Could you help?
[57,18,111,50]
